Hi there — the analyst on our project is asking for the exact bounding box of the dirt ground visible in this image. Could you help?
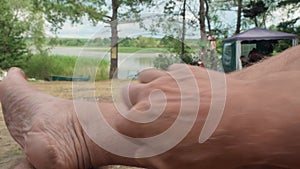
[0,81,140,169]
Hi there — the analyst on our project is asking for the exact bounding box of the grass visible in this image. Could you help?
[24,54,110,81]
[50,55,110,81]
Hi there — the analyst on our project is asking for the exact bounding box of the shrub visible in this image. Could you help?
[153,54,181,70]
[24,54,53,80]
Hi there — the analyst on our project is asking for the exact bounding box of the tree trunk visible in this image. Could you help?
[110,0,119,79]
[205,0,211,34]
[254,17,258,27]
[199,0,207,64]
[181,0,187,63]
[204,0,217,69]
[235,0,242,34]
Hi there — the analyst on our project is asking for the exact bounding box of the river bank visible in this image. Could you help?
[50,47,165,79]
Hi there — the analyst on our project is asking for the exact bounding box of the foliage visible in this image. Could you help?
[119,37,137,47]
[46,36,200,50]
[2,0,300,75]
[269,19,300,52]
[117,47,167,53]
[277,0,300,8]
[119,36,160,48]
[47,38,113,47]
[0,0,31,69]
[153,34,199,70]
[87,38,111,47]
[33,0,108,32]
[153,54,181,70]
[24,55,109,81]
[276,18,300,36]
[33,0,154,79]
[25,54,53,80]
[242,0,268,27]
[0,0,50,70]
[161,35,194,64]
[47,38,89,47]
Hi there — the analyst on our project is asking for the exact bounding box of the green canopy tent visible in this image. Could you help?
[222,27,298,73]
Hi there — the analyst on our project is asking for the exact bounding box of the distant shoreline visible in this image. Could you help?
[49,46,168,54]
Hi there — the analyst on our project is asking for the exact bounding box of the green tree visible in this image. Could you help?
[119,37,136,47]
[135,36,159,48]
[160,35,193,64]
[0,0,30,69]
[34,0,153,79]
[242,0,269,27]
[161,0,225,68]
[269,18,300,52]
[0,0,49,70]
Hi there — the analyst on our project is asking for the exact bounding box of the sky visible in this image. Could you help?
[46,4,300,39]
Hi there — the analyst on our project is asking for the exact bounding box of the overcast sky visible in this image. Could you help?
[47,4,300,39]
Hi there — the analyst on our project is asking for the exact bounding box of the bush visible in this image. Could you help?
[24,54,109,81]
[153,54,181,70]
[25,54,53,80]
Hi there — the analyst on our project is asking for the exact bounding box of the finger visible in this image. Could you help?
[13,159,35,169]
[138,68,168,83]
[121,82,145,108]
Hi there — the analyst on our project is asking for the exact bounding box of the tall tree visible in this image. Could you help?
[163,0,221,68]
[181,0,187,63]
[162,0,193,64]
[199,0,207,63]
[34,0,153,79]
[235,0,243,34]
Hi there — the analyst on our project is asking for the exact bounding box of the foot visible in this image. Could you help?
[0,68,92,169]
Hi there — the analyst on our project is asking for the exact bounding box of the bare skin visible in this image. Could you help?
[0,68,144,169]
[1,45,300,169]
[119,46,300,168]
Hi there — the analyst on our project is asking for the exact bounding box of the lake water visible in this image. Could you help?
[50,47,163,79]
